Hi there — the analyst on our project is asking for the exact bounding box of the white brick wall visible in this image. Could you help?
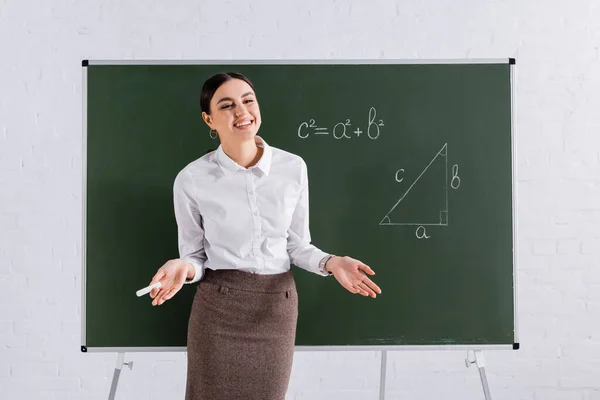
[1,0,599,398]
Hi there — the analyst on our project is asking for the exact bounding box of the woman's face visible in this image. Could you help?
[202,78,262,143]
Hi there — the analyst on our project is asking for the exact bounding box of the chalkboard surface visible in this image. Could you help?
[82,60,517,351]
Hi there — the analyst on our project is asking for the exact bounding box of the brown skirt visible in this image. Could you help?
[185,268,298,400]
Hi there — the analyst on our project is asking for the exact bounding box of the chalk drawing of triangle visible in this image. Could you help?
[379,143,448,226]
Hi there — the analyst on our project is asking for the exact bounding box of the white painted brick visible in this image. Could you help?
[293,390,375,400]
[31,303,77,321]
[25,333,51,352]
[487,356,544,380]
[59,392,106,400]
[109,386,153,400]
[288,364,327,392]
[521,223,593,240]
[533,239,558,255]
[14,318,61,335]
[26,272,77,304]
[58,357,109,379]
[3,393,55,400]
[0,273,27,303]
[153,361,178,377]
[11,362,58,379]
[49,240,79,267]
[562,340,600,359]
[519,238,534,257]
[554,313,600,342]
[9,243,61,273]
[142,378,183,395]
[519,254,551,270]
[558,239,582,254]
[509,359,560,388]
[520,286,586,316]
[0,259,12,277]
[519,151,552,181]
[0,363,9,378]
[586,285,600,302]
[60,318,80,334]
[485,388,535,400]
[0,305,30,320]
[583,266,600,284]
[554,210,600,226]
[2,377,80,392]
[550,255,599,270]
[1,349,46,363]
[319,375,368,390]
[533,268,587,299]
[585,390,600,400]
[582,240,600,255]
[80,376,110,392]
[535,388,585,400]
[1,334,26,349]
[518,313,554,340]
[0,320,12,334]
[150,389,190,400]
[559,359,600,388]
[42,334,79,357]
[517,339,562,359]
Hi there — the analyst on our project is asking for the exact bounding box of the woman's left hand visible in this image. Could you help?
[326,256,382,298]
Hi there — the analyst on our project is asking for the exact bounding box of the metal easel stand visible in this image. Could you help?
[108,352,133,400]
[378,350,493,400]
[465,350,492,400]
[379,350,387,400]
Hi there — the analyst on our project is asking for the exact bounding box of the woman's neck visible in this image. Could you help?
[221,138,263,168]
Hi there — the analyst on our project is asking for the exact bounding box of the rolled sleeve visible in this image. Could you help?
[286,159,331,276]
[173,169,207,284]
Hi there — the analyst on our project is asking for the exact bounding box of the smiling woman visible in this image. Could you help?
[200,73,264,167]
[200,72,261,142]
[145,71,381,400]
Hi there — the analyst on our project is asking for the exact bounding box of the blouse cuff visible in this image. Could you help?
[182,258,204,284]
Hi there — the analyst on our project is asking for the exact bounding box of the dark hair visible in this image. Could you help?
[200,72,256,115]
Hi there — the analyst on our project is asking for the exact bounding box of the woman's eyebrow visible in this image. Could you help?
[216,92,254,105]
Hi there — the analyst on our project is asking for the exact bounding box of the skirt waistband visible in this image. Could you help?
[202,268,295,293]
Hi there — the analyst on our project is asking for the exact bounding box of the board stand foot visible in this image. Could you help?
[465,350,492,400]
[108,352,133,400]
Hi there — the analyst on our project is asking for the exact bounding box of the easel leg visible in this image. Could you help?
[108,352,133,400]
[465,350,492,400]
[475,351,492,400]
[379,350,387,400]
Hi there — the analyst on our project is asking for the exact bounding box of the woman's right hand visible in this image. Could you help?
[149,259,194,306]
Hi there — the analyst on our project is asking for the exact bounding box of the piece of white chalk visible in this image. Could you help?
[136,282,161,297]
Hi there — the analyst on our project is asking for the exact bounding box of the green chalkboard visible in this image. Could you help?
[82,60,517,351]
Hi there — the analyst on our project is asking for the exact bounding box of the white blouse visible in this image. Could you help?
[173,136,331,283]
